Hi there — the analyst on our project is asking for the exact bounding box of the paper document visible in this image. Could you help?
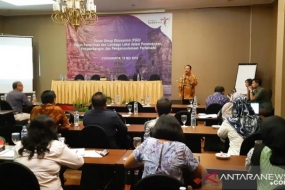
[198,114,217,118]
[70,148,85,156]
[0,149,14,157]
[83,150,102,158]
[122,115,130,117]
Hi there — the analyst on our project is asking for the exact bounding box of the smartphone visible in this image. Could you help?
[100,149,109,157]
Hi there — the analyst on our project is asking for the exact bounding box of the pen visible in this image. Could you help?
[75,150,78,153]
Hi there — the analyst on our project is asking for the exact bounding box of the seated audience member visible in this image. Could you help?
[14,115,84,190]
[205,86,230,108]
[125,115,206,188]
[248,79,273,115]
[217,96,260,155]
[6,81,37,121]
[245,116,285,190]
[220,92,243,120]
[144,97,172,139]
[83,92,129,148]
[30,90,69,129]
[245,78,253,98]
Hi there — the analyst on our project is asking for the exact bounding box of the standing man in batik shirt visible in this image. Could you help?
[178,65,198,104]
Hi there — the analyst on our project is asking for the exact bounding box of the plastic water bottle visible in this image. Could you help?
[146,94,150,105]
[21,126,28,139]
[192,96,197,115]
[74,111,79,127]
[110,74,113,81]
[191,110,196,128]
[134,102,138,114]
[4,93,7,101]
[84,74,88,81]
[32,93,36,101]
[60,74,63,81]
[137,73,140,81]
[116,94,120,105]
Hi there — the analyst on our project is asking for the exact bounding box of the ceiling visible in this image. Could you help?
[0,0,275,16]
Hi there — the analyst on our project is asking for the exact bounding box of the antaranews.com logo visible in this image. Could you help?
[204,171,285,188]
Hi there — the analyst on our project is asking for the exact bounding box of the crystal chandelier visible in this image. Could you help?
[52,0,98,30]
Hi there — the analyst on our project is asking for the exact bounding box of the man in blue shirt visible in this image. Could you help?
[205,86,230,108]
[83,92,130,148]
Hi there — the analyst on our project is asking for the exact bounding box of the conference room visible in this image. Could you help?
[1,0,285,190]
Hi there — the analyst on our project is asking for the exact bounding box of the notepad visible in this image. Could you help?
[0,149,14,157]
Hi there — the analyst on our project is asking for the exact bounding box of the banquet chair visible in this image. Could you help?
[174,110,191,126]
[118,74,129,81]
[79,126,115,190]
[240,132,262,155]
[135,174,184,190]
[90,74,100,81]
[80,125,111,148]
[0,161,40,190]
[149,74,160,81]
[74,74,84,80]
[0,100,13,110]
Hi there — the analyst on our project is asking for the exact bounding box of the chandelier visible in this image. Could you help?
[52,0,98,30]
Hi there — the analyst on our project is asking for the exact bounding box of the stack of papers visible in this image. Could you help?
[0,149,14,157]
[198,114,217,118]
[70,148,102,158]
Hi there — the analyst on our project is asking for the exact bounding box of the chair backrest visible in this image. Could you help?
[240,132,262,155]
[205,103,223,114]
[0,161,40,190]
[0,101,15,126]
[135,174,184,190]
[74,74,84,80]
[174,111,191,126]
[90,74,100,81]
[205,104,223,126]
[118,74,129,81]
[80,125,110,148]
[149,74,160,81]
[126,101,143,112]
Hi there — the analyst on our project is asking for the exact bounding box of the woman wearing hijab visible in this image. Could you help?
[217,96,260,155]
[220,92,243,120]
[245,116,285,190]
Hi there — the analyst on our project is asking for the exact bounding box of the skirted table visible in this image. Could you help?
[51,80,163,104]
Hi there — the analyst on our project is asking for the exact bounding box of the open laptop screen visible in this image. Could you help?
[250,103,259,115]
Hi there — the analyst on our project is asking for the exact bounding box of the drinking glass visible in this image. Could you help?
[0,95,4,100]
[141,98,145,105]
[187,106,191,112]
[11,133,20,145]
[181,115,187,127]
[127,105,132,114]
[27,96,31,101]
[133,137,141,148]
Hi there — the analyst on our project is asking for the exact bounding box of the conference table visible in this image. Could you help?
[63,122,219,153]
[51,80,163,104]
[106,103,206,113]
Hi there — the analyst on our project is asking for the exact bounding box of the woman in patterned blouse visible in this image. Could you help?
[124,114,206,187]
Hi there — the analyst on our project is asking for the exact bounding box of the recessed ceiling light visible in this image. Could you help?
[0,0,55,6]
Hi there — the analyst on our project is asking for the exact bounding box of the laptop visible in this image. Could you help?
[250,102,259,115]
